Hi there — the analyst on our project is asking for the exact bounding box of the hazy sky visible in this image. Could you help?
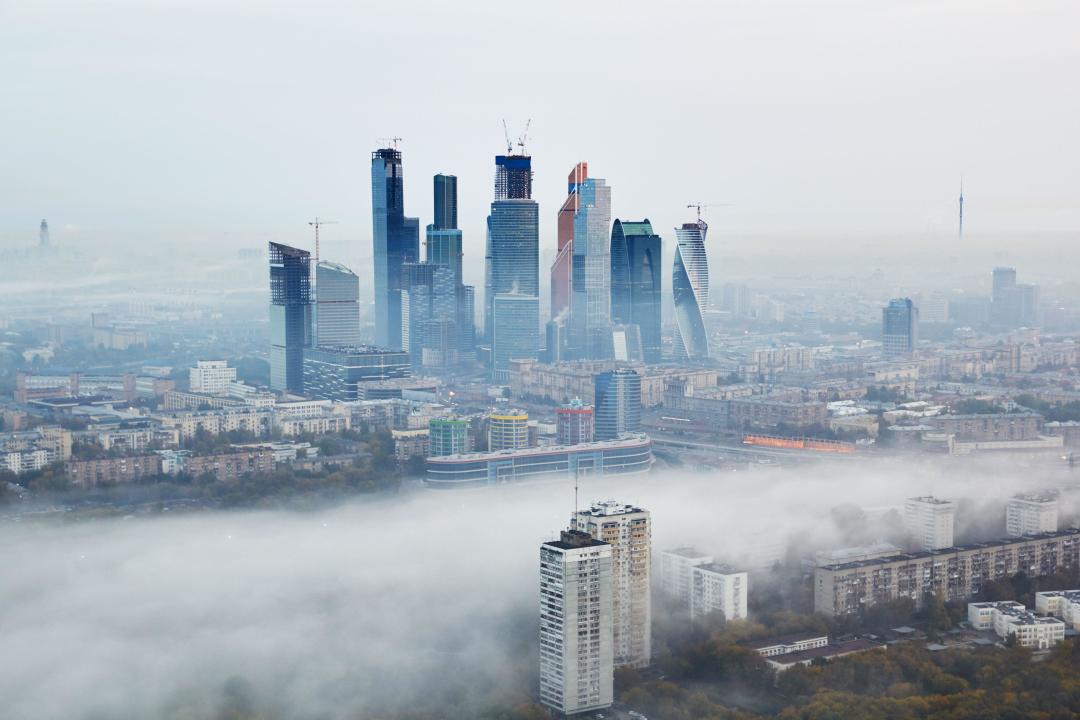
[3,0,1079,288]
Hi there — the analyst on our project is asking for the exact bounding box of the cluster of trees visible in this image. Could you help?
[1016,394,1080,422]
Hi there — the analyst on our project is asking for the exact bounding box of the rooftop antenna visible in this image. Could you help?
[958,177,964,240]
[573,463,580,529]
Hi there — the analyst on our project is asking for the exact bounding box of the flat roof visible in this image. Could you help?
[743,632,829,650]
[767,638,882,665]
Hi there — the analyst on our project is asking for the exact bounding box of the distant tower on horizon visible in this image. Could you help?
[39,219,49,248]
[958,178,964,240]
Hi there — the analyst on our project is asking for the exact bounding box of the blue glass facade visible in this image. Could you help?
[882,297,919,357]
[491,294,539,382]
[371,147,419,350]
[672,220,710,360]
[594,367,642,440]
[268,242,311,393]
[610,220,662,363]
[485,197,539,347]
[569,178,612,359]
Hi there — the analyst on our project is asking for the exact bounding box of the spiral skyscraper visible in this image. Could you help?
[672,219,710,360]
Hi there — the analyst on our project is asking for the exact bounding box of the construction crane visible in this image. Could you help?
[376,136,403,149]
[516,118,531,156]
[502,119,532,156]
[686,202,731,220]
[308,217,338,267]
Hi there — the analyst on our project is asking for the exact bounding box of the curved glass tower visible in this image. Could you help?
[672,219,710,360]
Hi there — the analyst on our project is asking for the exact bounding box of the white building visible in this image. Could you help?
[573,500,651,668]
[1035,589,1080,629]
[1,449,49,475]
[690,563,748,622]
[659,547,713,606]
[539,530,614,716]
[904,496,955,550]
[745,633,829,658]
[1006,492,1058,537]
[967,600,1065,649]
[189,360,237,394]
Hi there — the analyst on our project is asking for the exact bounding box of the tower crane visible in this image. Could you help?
[686,202,731,221]
[502,119,532,156]
[376,136,403,149]
[308,217,339,268]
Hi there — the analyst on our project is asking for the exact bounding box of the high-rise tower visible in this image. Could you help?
[594,368,641,440]
[882,298,918,358]
[268,242,312,393]
[568,177,612,359]
[550,162,587,335]
[958,178,964,240]
[672,219,710,360]
[314,261,362,347]
[425,173,474,357]
[610,219,662,363]
[38,219,49,248]
[371,146,420,350]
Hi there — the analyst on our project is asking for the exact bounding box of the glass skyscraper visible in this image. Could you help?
[569,177,612,359]
[314,261,361,347]
[371,146,419,351]
[882,297,919,357]
[491,294,539,382]
[610,219,662,363]
[594,368,642,441]
[550,162,587,333]
[268,242,311,393]
[403,262,458,370]
[672,219,710,360]
[425,172,475,356]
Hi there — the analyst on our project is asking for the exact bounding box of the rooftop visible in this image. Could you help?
[766,638,882,666]
[662,546,711,560]
[743,632,830,651]
[577,500,646,517]
[696,562,744,576]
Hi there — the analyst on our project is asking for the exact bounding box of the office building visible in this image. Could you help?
[967,601,1065,649]
[485,153,539,357]
[402,261,458,370]
[550,162,587,336]
[659,548,714,606]
[428,418,470,457]
[991,267,1039,327]
[372,146,420,350]
[610,219,662,363]
[568,177,612,359]
[690,563,748,622]
[314,261,362,347]
[672,219,710,360]
[814,529,1080,617]
[1035,590,1080,629]
[491,294,539,382]
[432,173,458,235]
[425,434,653,487]
[1007,492,1059,537]
[594,368,641,440]
[489,409,529,451]
[539,530,614,716]
[572,500,651,668]
[189,361,236,395]
[268,242,312,393]
[425,173,475,356]
[556,399,594,445]
[610,323,644,363]
[882,298,918,358]
[301,346,410,401]
[904,496,955,550]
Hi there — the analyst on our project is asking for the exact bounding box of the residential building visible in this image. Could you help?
[1035,590,1080,629]
[904,496,955,551]
[189,360,237,394]
[573,501,651,668]
[568,176,612,359]
[550,162,586,337]
[489,410,529,451]
[967,601,1065,649]
[186,450,274,483]
[594,368,641,441]
[509,359,719,408]
[2,449,49,474]
[372,146,420,350]
[428,418,470,456]
[67,455,163,488]
[927,413,1043,442]
[659,547,714,606]
[539,529,614,716]
[690,563,748,622]
[1007,492,1059,537]
[556,399,594,446]
[392,428,429,460]
[314,261,362,347]
[610,219,662,363]
[491,294,539,382]
[672,218,710,360]
[882,298,918,358]
[269,242,312,393]
[302,345,410,401]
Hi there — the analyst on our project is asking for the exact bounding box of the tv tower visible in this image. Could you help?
[39,219,50,248]
[958,178,964,240]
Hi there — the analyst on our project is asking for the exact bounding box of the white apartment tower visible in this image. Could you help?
[573,500,651,668]
[189,360,237,394]
[659,547,713,606]
[1006,492,1058,537]
[690,563,748,622]
[904,496,955,551]
[539,529,614,716]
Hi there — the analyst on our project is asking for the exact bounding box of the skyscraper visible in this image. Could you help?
[610,219,662,362]
[539,529,614,716]
[485,151,539,372]
[594,368,641,440]
[402,262,457,370]
[550,162,587,333]
[314,261,362,347]
[39,219,49,248]
[569,177,612,359]
[426,173,475,356]
[572,500,651,668]
[268,242,312,393]
[433,173,458,232]
[882,297,918,357]
[672,219,710,360]
[491,294,539,382]
[371,146,420,350]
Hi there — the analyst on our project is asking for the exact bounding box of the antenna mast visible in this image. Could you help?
[958,177,964,240]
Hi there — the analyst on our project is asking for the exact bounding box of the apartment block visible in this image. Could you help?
[690,563,748,622]
[659,547,713,606]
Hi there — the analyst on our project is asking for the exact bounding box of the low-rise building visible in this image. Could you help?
[763,638,883,671]
[744,633,829,658]
[1035,589,1080,629]
[967,600,1065,649]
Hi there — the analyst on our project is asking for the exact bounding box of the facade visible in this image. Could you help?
[882,298,918,358]
[314,261,362,347]
[672,219,710,360]
[659,547,714,606]
[153,408,273,440]
[594,368,642,440]
[572,501,651,668]
[189,360,236,394]
[967,601,1065,648]
[991,267,1039,327]
[550,162,587,336]
[371,146,420,350]
[814,529,1080,617]
[1007,493,1059,537]
[185,450,274,483]
[302,346,410,401]
[509,359,720,408]
[690,563,748,622]
[904,496,955,551]
[539,530,614,716]
[67,455,163,488]
[426,173,475,356]
[556,399,594,445]
[610,219,662,363]
[926,413,1043,442]
[744,633,829,658]
[428,418,470,456]
[1035,589,1080,629]
[425,434,653,488]
[269,242,312,393]
[568,177,612,359]
[489,410,530,451]
[491,294,539,382]
[402,261,458,370]
[485,153,538,350]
